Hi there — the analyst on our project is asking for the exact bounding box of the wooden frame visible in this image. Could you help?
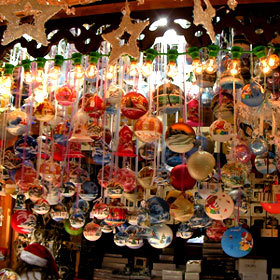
[134,257,147,269]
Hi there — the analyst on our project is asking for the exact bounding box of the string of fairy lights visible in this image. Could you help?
[0,45,280,88]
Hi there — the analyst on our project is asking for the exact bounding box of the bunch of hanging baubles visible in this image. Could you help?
[1,40,280,257]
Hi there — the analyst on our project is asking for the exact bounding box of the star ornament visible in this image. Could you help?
[0,0,63,46]
[102,3,149,66]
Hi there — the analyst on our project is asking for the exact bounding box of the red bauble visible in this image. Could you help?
[83,94,105,119]
[11,210,37,234]
[104,201,127,226]
[170,164,196,191]
[55,85,77,106]
[120,92,149,119]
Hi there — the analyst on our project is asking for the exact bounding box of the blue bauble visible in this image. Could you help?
[147,197,170,224]
[14,136,38,160]
[165,147,183,167]
[189,204,212,229]
[241,81,265,107]
[249,137,268,156]
[79,181,98,201]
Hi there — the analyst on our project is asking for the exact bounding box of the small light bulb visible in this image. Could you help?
[24,71,33,84]
[48,65,61,80]
[35,68,45,83]
[227,59,241,76]
[192,58,203,75]
[259,57,272,75]
[204,57,218,74]
[129,61,139,77]
[166,61,178,78]
[74,64,85,79]
[267,54,280,70]
[85,63,98,79]
[141,61,153,77]
[106,65,115,80]
[1,75,12,89]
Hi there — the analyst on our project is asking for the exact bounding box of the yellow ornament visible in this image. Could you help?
[0,0,63,46]
[101,3,149,66]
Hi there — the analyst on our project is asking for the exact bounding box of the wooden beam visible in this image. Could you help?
[54,0,280,18]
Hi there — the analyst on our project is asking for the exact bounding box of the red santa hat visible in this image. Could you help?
[20,243,59,278]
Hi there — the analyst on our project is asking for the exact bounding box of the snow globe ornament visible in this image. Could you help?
[114,231,129,247]
[221,161,247,188]
[255,153,277,174]
[34,99,55,122]
[53,122,71,145]
[84,94,105,119]
[241,81,265,107]
[146,196,170,224]
[15,135,38,160]
[7,109,27,136]
[189,204,212,229]
[79,180,98,201]
[55,84,77,106]
[134,114,163,143]
[206,220,227,242]
[104,201,127,226]
[187,151,216,181]
[90,202,109,220]
[50,203,69,222]
[120,92,148,119]
[107,181,123,199]
[64,220,83,236]
[153,82,184,113]
[39,160,61,182]
[83,222,102,241]
[137,166,157,190]
[166,190,194,222]
[209,117,233,142]
[32,199,50,215]
[105,84,125,105]
[236,144,251,163]
[69,210,85,229]
[148,224,173,249]
[205,192,234,220]
[165,120,196,153]
[210,92,233,121]
[221,226,253,257]
[170,164,196,191]
[249,136,268,156]
[11,210,37,234]
[61,181,76,197]
[69,109,93,143]
[176,223,193,239]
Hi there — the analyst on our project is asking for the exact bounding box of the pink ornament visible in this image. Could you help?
[116,167,136,193]
[236,144,251,163]
[55,85,77,106]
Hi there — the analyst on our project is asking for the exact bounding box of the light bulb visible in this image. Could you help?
[106,65,115,80]
[227,59,241,76]
[267,54,280,70]
[204,57,218,74]
[35,68,45,83]
[129,61,139,77]
[141,61,153,77]
[1,75,12,89]
[166,61,178,78]
[74,64,85,79]
[48,65,61,80]
[24,71,33,84]
[259,57,272,75]
[85,63,98,79]
[192,58,203,75]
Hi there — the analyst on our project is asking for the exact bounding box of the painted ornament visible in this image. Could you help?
[148,224,173,249]
[206,220,227,242]
[146,196,170,224]
[55,84,77,106]
[241,81,265,107]
[115,125,136,157]
[34,99,55,122]
[221,161,247,188]
[209,117,233,142]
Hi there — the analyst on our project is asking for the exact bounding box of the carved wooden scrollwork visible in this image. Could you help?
[0,3,279,59]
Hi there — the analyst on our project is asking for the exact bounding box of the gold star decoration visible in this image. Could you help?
[0,0,63,46]
[101,3,149,66]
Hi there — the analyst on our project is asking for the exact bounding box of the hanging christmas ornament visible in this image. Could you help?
[134,114,163,143]
[53,122,71,145]
[170,164,197,191]
[197,179,221,199]
[55,84,77,106]
[116,167,136,193]
[206,220,227,242]
[205,192,234,220]
[50,203,69,222]
[69,210,85,229]
[90,202,109,220]
[193,0,216,43]
[61,181,76,197]
[249,136,268,156]
[39,159,61,182]
[107,181,124,199]
[105,84,125,105]
[235,144,251,163]
[176,223,193,239]
[187,99,203,127]
[241,81,265,107]
[166,190,194,222]
[137,166,157,190]
[0,269,20,280]
[146,196,170,224]
[148,224,173,249]
[221,161,247,188]
[64,220,83,236]
[210,92,233,121]
[165,120,196,153]
[105,201,127,226]
[83,222,102,241]
[114,231,129,247]
[165,147,183,167]
[0,0,63,45]
[28,184,44,202]
[221,226,253,258]
[34,99,55,122]
[97,165,119,189]
[115,125,136,157]
[153,82,184,113]
[255,153,277,174]
[84,94,105,119]
[187,151,216,181]
[14,135,38,160]
[139,143,155,161]
[229,189,249,214]
[11,210,37,234]
[209,117,233,142]
[189,204,212,229]
[32,199,50,215]
[120,92,149,120]
[91,140,112,165]
[101,2,149,65]
[79,180,98,201]
[6,109,27,136]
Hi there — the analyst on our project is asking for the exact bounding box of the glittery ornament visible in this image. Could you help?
[101,3,149,65]
[0,0,63,45]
